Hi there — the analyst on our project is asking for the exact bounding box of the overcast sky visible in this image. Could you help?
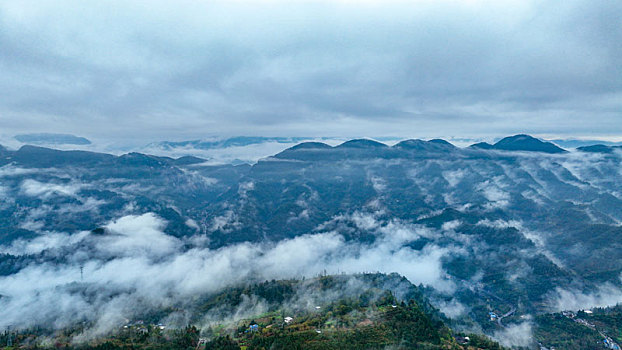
[0,0,620,145]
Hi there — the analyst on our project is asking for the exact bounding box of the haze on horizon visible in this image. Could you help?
[0,0,620,145]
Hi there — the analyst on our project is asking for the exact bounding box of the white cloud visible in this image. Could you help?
[20,179,84,198]
[434,298,467,318]
[442,169,466,187]
[0,231,89,256]
[185,218,200,231]
[350,211,380,231]
[0,166,40,177]
[442,220,461,231]
[493,322,533,348]
[370,175,387,192]
[99,213,181,258]
[0,211,457,332]
[209,209,241,232]
[477,180,510,209]
[0,0,620,142]
[476,219,521,229]
[548,280,622,311]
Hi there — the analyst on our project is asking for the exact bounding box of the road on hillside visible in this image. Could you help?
[497,306,516,328]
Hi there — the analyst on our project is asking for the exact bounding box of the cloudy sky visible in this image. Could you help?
[0,0,620,144]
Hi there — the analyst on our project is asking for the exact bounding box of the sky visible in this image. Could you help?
[0,0,620,145]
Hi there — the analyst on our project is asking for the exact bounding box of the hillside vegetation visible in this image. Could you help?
[0,274,506,350]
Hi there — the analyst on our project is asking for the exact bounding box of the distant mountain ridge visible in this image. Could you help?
[577,144,622,154]
[14,133,91,145]
[0,134,580,168]
[0,144,206,168]
[551,138,622,148]
[136,134,595,165]
[1,132,622,346]
[470,134,566,153]
[148,136,314,150]
[274,134,569,161]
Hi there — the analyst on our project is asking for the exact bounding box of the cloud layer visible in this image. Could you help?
[0,212,455,335]
[0,0,620,144]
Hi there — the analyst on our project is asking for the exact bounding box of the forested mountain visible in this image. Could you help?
[1,134,621,348]
[0,273,508,350]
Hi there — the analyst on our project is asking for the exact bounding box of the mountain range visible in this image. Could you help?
[0,134,621,348]
[13,133,92,145]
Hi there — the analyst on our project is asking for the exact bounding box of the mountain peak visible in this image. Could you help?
[118,152,172,166]
[493,134,566,153]
[393,139,455,152]
[469,142,494,150]
[288,141,333,150]
[173,155,207,165]
[14,145,114,167]
[336,139,388,149]
[427,139,455,147]
[393,139,427,149]
[577,144,620,154]
[273,141,334,160]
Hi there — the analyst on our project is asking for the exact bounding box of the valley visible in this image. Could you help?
[1,135,621,348]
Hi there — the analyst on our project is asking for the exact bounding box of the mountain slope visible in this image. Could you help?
[492,135,566,153]
[1,135,621,347]
[0,274,508,350]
